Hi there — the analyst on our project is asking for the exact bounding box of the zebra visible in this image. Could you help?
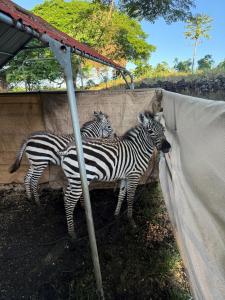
[59,111,171,239]
[9,111,113,206]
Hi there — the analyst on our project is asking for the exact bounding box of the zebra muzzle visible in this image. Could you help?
[161,140,171,153]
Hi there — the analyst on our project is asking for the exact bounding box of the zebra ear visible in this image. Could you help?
[93,111,101,120]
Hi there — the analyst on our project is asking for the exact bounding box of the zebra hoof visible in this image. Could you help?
[114,212,120,218]
[64,235,77,250]
[69,232,77,242]
[129,218,137,229]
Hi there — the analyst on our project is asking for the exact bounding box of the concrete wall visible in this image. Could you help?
[137,75,225,101]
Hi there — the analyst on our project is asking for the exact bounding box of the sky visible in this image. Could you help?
[14,0,225,68]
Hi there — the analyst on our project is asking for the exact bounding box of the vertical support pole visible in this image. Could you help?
[120,70,134,90]
[128,72,134,90]
[78,56,84,89]
[48,40,104,299]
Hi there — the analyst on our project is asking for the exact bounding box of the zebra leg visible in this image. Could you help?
[24,166,34,200]
[80,184,92,208]
[80,194,84,208]
[64,183,83,240]
[114,179,127,216]
[30,165,47,206]
[126,176,139,227]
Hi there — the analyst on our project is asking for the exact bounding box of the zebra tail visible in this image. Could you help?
[9,139,27,173]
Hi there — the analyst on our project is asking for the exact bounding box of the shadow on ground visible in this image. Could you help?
[0,183,191,299]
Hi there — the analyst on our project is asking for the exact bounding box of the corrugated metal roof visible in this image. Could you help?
[0,0,124,70]
[0,21,32,67]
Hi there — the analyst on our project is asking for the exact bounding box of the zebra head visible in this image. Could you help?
[93,111,114,138]
[138,111,171,153]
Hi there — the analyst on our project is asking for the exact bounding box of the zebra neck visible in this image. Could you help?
[124,126,153,150]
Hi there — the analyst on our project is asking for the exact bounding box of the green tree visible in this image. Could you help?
[118,0,195,23]
[216,59,225,71]
[155,61,170,73]
[197,54,214,70]
[6,0,155,90]
[133,62,152,78]
[33,0,155,65]
[6,39,63,91]
[184,14,212,73]
[174,58,192,72]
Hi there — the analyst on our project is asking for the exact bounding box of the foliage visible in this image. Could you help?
[118,0,195,23]
[174,58,192,72]
[5,39,63,91]
[197,54,214,70]
[184,14,212,40]
[33,0,155,65]
[184,14,213,72]
[5,0,155,91]
[133,62,152,78]
[154,61,170,73]
[216,59,225,71]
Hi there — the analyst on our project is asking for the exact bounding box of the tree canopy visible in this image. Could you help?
[174,58,192,72]
[33,0,155,66]
[5,39,64,91]
[5,0,156,90]
[216,60,225,71]
[197,54,214,70]
[118,0,195,23]
[184,14,213,72]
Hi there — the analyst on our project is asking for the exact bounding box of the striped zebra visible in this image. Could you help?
[9,111,113,206]
[60,111,171,239]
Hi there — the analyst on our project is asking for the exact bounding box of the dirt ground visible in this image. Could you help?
[0,183,191,300]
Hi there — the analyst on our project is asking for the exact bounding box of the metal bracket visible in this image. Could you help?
[48,39,72,75]
[120,70,134,90]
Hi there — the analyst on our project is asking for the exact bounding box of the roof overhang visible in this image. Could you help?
[0,0,130,75]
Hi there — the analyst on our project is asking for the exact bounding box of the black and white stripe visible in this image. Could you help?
[60,111,171,239]
[9,111,113,205]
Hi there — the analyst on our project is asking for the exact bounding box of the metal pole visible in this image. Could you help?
[120,70,131,89]
[120,70,134,90]
[48,40,104,300]
[128,72,134,90]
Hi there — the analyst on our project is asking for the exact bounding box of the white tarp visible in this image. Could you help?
[159,90,225,299]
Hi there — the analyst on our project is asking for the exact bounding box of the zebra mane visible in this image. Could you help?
[83,136,121,145]
[81,119,94,129]
[122,111,155,138]
[121,126,142,140]
[143,111,155,119]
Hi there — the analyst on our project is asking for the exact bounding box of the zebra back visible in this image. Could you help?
[61,111,171,182]
[9,111,113,173]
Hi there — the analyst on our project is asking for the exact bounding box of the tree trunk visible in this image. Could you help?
[192,39,198,74]
[108,0,114,20]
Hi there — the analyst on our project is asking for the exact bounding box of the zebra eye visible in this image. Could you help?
[149,129,153,134]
